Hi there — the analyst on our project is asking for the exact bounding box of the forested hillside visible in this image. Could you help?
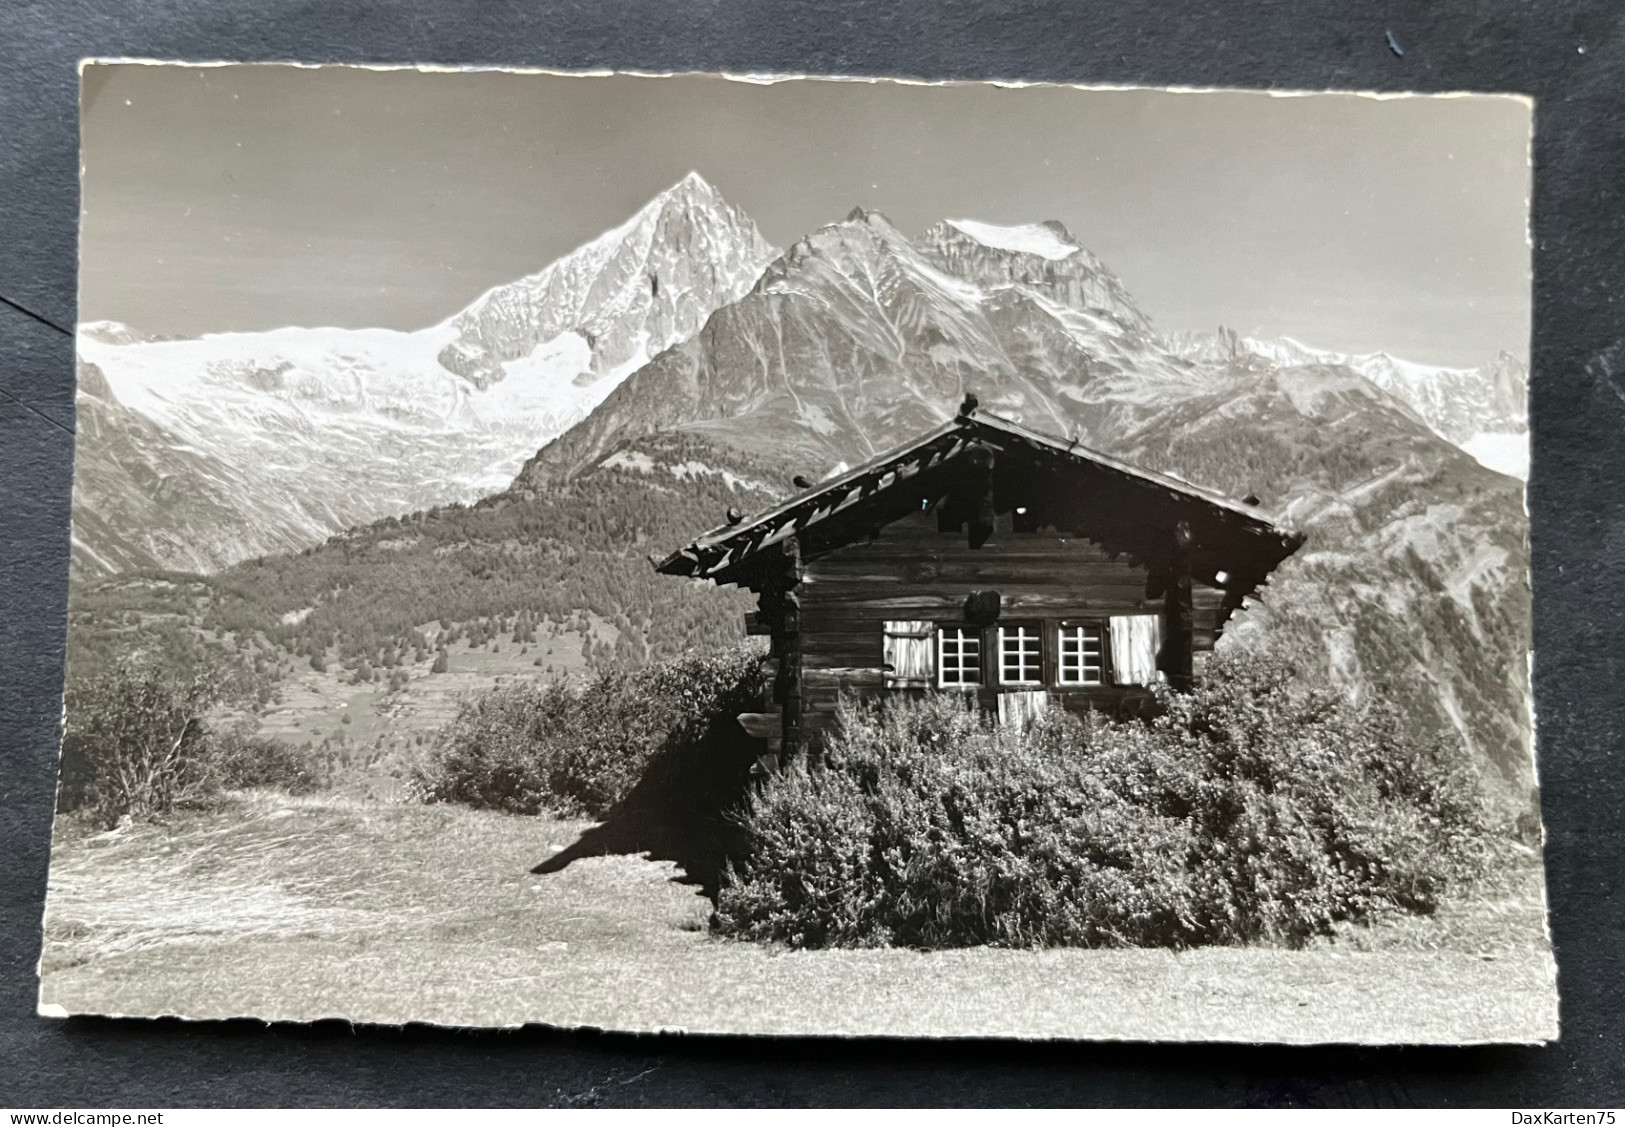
[66,433,787,695]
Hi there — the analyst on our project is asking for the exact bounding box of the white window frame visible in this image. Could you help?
[997,624,1043,686]
[1056,622,1106,686]
[936,626,982,689]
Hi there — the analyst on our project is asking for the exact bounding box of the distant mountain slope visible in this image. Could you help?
[72,173,777,576]
[71,360,261,574]
[1114,361,1531,789]
[66,431,781,696]
[1237,334,1529,477]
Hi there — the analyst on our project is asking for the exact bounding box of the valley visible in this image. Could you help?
[248,612,623,803]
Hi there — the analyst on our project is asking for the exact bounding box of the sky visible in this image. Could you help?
[79,65,1531,369]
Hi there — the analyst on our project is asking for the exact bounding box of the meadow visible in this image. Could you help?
[39,788,1556,1041]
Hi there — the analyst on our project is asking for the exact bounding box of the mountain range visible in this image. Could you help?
[68,175,1534,792]
[70,173,775,574]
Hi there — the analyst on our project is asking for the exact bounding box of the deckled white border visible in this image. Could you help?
[76,57,1534,106]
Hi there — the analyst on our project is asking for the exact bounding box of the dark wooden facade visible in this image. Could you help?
[656,403,1304,765]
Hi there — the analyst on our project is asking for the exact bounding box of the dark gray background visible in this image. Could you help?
[2,0,1620,1108]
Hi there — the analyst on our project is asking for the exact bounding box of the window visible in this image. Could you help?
[997,624,1042,685]
[1057,623,1105,685]
[937,626,982,688]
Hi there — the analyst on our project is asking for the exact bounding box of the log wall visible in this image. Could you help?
[781,508,1228,744]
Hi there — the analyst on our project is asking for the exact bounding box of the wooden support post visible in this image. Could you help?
[1161,519,1195,692]
[776,536,805,761]
[754,537,805,768]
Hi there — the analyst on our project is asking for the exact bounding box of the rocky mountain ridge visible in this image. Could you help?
[1236,334,1528,478]
[514,209,1214,489]
[439,171,775,389]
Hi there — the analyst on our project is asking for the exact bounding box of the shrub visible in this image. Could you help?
[59,665,224,828]
[209,722,327,795]
[714,652,1492,950]
[413,642,764,819]
[59,666,329,828]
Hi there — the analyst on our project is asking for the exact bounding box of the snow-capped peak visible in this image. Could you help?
[435,171,775,390]
[916,219,1153,335]
[945,218,1079,260]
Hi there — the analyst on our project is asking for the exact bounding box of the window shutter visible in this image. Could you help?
[883,620,935,689]
[1109,614,1164,686]
[997,689,1050,728]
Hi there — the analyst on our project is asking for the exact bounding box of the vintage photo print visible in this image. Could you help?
[43,62,1552,1041]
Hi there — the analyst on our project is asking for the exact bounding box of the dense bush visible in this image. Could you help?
[59,666,222,828]
[714,652,1493,950]
[59,665,324,829]
[413,643,765,819]
[209,722,329,796]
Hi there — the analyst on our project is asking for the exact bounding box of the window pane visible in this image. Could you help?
[1058,624,1104,685]
[1000,625,1041,684]
[937,626,982,687]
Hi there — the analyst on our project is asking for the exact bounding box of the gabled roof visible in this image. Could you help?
[655,407,1304,590]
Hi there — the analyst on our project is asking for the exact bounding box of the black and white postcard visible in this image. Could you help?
[43,63,1553,1041]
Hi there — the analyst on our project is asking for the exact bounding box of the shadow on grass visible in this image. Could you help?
[530,718,762,900]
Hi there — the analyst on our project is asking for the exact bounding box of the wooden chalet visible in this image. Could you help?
[654,397,1305,765]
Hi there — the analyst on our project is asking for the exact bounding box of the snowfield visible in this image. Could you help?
[946,217,1080,260]
[1462,431,1531,481]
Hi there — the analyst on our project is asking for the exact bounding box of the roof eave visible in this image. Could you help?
[651,408,1305,582]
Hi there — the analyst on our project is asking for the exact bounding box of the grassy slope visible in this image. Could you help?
[40,793,1556,1042]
